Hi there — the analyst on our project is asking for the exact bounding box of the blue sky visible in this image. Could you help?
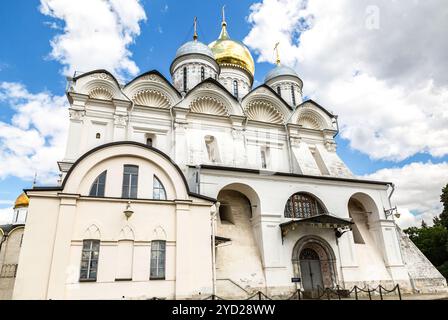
[0,0,447,227]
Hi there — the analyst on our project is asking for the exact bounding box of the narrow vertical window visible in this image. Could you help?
[233,80,239,98]
[89,171,107,197]
[183,67,188,92]
[153,176,167,200]
[260,146,270,169]
[291,84,296,106]
[146,138,153,147]
[80,240,100,281]
[201,67,205,81]
[277,86,281,97]
[122,165,139,199]
[150,240,166,280]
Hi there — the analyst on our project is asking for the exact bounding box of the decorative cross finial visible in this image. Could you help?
[32,172,37,188]
[222,5,227,26]
[274,42,280,65]
[193,16,198,41]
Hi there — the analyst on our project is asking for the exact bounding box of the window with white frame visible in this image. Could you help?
[153,176,167,200]
[150,240,166,280]
[80,240,100,281]
[122,165,138,199]
[89,170,107,197]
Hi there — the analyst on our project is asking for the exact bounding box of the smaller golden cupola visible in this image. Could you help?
[14,192,29,209]
[208,7,255,79]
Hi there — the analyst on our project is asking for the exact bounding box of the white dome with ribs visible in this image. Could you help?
[132,89,171,108]
[189,96,228,116]
[245,100,284,124]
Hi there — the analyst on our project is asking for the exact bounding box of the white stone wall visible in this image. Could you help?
[13,145,214,300]
[218,67,252,98]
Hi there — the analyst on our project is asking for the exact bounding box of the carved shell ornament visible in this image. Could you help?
[245,100,284,124]
[132,89,171,108]
[297,110,324,130]
[88,87,114,100]
[189,96,229,116]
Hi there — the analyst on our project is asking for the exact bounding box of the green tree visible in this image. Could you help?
[404,183,448,279]
[439,184,448,228]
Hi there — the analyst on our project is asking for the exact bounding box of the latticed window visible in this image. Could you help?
[89,171,107,197]
[80,240,100,281]
[0,264,18,278]
[150,240,166,280]
[299,248,320,260]
[201,67,205,81]
[153,176,167,200]
[284,193,325,218]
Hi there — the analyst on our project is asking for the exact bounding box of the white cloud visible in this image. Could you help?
[362,162,448,228]
[0,207,13,225]
[39,0,147,79]
[244,0,448,161]
[0,82,68,184]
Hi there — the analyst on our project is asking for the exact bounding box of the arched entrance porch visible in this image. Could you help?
[292,236,338,297]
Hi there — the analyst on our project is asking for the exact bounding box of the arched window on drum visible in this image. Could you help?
[284,193,326,218]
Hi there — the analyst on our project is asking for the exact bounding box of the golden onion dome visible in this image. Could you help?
[209,21,255,77]
[14,192,29,209]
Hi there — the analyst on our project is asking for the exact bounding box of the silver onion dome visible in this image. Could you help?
[175,40,215,60]
[264,64,299,83]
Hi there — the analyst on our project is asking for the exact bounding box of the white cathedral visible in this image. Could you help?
[9,15,447,300]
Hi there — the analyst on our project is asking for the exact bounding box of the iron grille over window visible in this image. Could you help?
[150,240,166,280]
[284,193,325,218]
[89,171,107,197]
[201,67,205,81]
[80,240,100,281]
[122,165,138,199]
[153,176,167,200]
[0,264,18,278]
[299,248,320,260]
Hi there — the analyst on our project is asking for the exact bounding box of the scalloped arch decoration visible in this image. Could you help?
[245,100,284,124]
[132,89,171,108]
[88,87,114,100]
[189,96,229,116]
[297,111,325,130]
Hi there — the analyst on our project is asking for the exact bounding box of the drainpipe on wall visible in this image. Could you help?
[387,183,396,208]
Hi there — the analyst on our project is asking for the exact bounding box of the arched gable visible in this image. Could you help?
[61,142,209,202]
[242,85,291,124]
[184,79,243,117]
[123,70,181,108]
[291,100,336,130]
[71,70,126,101]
